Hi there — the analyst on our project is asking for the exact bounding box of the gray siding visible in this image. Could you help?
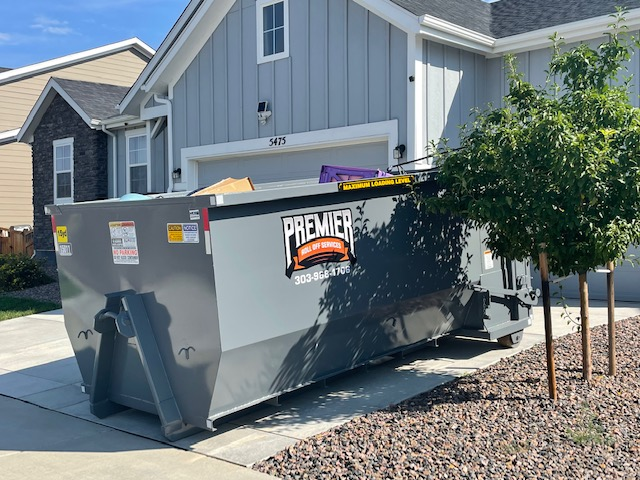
[171,0,408,172]
[423,40,488,150]
[484,32,640,109]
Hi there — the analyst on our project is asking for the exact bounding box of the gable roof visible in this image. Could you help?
[17,78,131,144]
[0,38,154,87]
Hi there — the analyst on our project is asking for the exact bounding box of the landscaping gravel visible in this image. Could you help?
[254,318,640,479]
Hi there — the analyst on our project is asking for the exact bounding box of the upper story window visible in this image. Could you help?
[257,0,289,64]
[53,138,73,204]
[126,130,149,194]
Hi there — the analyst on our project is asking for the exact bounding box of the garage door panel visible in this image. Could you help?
[197,142,388,188]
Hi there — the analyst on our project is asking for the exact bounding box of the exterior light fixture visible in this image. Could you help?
[172,168,182,180]
[393,144,406,160]
[257,101,272,125]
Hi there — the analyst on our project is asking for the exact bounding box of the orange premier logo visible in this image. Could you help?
[282,208,357,278]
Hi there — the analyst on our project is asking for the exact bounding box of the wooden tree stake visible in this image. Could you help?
[607,261,616,376]
[538,251,557,400]
[579,272,592,382]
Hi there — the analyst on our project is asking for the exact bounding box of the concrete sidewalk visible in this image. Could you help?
[0,300,638,479]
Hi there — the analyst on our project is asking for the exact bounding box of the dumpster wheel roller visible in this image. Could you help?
[497,329,523,348]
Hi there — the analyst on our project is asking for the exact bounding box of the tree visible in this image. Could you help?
[428,12,640,385]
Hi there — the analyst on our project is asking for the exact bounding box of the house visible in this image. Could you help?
[0,38,154,229]
[18,0,640,298]
[18,78,135,258]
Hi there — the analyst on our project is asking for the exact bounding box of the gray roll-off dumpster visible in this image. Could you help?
[47,174,537,440]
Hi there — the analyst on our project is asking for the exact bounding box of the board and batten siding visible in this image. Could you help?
[422,40,488,153]
[171,0,407,171]
[484,32,640,109]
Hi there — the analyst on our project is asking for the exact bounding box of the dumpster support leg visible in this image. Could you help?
[121,294,200,441]
[90,295,129,419]
[91,291,199,441]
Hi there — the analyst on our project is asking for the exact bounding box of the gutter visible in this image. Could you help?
[153,94,175,193]
[100,124,118,198]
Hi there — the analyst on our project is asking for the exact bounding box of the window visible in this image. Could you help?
[257,0,289,63]
[53,138,73,204]
[126,130,149,194]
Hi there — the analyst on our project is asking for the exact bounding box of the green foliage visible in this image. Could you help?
[429,11,640,277]
[0,254,53,292]
[566,403,614,446]
[0,296,60,321]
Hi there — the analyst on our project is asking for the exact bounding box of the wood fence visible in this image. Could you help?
[0,226,34,257]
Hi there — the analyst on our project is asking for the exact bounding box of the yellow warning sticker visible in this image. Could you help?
[337,175,414,192]
[167,223,200,244]
[167,224,183,243]
[56,226,68,243]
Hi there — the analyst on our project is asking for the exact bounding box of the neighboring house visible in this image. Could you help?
[19,78,133,256]
[0,38,154,229]
[18,0,640,299]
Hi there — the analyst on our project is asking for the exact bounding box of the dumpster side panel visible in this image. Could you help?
[206,185,486,420]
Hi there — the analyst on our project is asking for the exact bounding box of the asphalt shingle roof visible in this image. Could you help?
[390,0,640,38]
[52,78,130,121]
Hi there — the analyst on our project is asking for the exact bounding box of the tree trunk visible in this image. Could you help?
[539,252,557,400]
[579,272,592,382]
[607,261,616,376]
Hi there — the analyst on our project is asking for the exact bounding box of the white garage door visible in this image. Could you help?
[197,142,388,188]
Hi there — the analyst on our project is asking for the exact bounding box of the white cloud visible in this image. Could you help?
[31,16,74,35]
[0,33,11,44]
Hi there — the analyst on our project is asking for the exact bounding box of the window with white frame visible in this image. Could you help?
[53,138,73,204]
[126,130,149,194]
[257,0,289,63]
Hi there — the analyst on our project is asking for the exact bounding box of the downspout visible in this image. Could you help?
[101,124,118,198]
[153,94,174,193]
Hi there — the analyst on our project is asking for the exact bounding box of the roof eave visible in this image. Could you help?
[493,9,640,55]
[420,8,640,57]
[0,38,155,86]
[0,129,20,146]
[420,14,495,54]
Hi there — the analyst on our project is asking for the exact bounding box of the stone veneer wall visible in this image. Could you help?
[32,94,108,253]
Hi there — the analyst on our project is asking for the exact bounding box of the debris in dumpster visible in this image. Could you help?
[190,177,255,196]
[319,165,392,183]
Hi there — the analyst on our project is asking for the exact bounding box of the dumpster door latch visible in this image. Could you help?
[472,283,540,306]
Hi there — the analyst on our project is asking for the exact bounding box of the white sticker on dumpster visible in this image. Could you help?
[109,221,140,264]
[167,223,200,243]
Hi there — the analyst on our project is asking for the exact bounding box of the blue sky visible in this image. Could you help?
[0,0,189,69]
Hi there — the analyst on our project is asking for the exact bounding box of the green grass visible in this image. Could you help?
[0,296,61,321]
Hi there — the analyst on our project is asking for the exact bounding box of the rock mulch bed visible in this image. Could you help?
[254,317,640,479]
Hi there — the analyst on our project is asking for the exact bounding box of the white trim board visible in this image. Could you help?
[0,38,154,85]
[180,120,399,191]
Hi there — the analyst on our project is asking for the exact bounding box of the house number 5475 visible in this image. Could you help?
[268,137,286,147]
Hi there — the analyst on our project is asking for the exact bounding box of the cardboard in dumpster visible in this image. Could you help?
[191,177,255,196]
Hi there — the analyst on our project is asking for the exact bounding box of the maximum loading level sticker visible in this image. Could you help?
[109,221,140,265]
[167,223,200,243]
[337,175,413,191]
